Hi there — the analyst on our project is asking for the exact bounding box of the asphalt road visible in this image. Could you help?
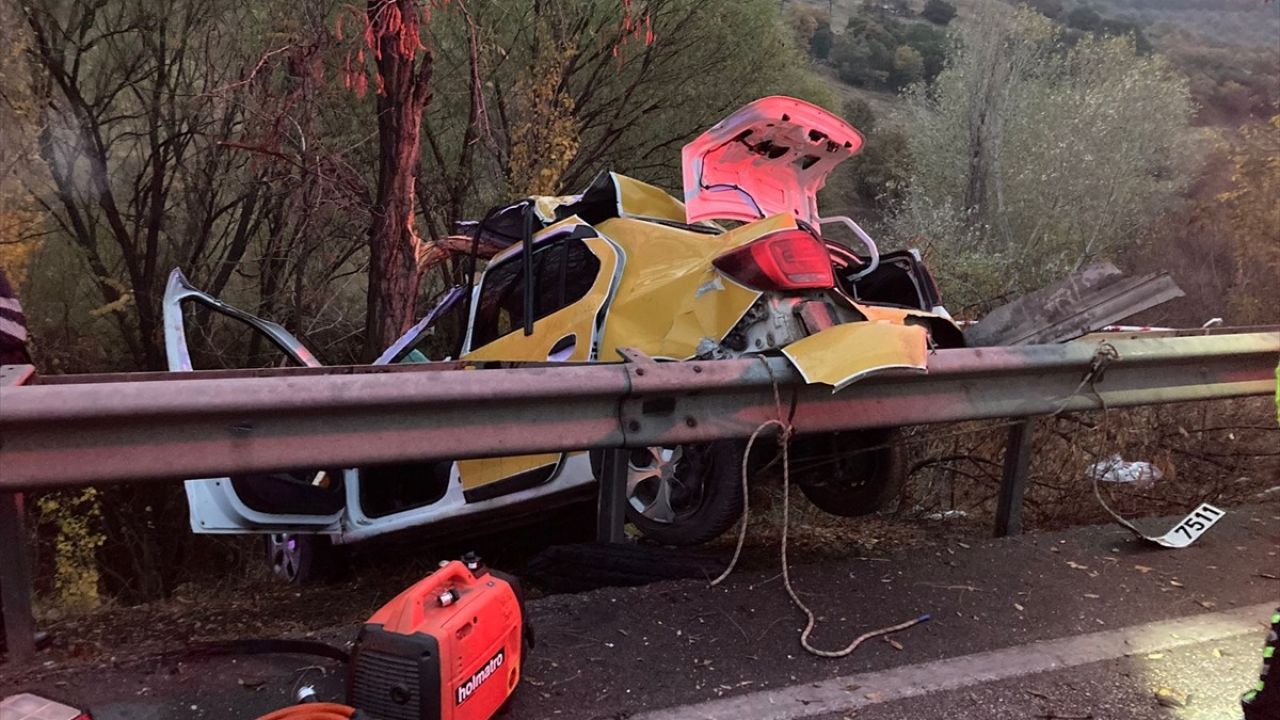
[811,631,1267,720]
[3,504,1277,720]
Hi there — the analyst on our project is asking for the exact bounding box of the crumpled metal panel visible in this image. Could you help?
[596,214,798,360]
[513,172,700,235]
[458,222,622,490]
[608,172,692,224]
[964,263,1185,347]
[781,321,928,392]
[374,286,466,365]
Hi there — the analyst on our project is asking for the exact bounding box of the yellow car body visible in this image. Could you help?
[167,96,963,571]
[451,171,956,495]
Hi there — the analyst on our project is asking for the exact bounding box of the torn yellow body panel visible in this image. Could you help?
[781,321,928,392]
[528,173,691,225]
[609,173,692,223]
[838,295,962,349]
[532,194,583,223]
[463,233,620,363]
[596,214,795,359]
[457,453,562,491]
[848,300,952,328]
[459,226,618,489]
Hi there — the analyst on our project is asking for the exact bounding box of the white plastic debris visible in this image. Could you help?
[1087,454,1162,490]
[923,509,969,521]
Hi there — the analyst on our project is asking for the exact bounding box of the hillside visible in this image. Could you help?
[802,0,1280,50]
[797,0,1279,129]
[789,0,1278,328]
[1082,0,1280,48]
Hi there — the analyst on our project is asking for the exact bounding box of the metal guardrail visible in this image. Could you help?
[0,329,1276,665]
[1,330,1276,490]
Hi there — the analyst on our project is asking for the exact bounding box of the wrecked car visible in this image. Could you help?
[165,96,962,582]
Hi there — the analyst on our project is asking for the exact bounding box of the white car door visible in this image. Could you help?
[164,268,343,533]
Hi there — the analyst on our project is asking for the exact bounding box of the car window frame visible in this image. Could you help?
[466,230,602,352]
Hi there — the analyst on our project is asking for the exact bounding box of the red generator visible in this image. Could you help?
[348,557,525,720]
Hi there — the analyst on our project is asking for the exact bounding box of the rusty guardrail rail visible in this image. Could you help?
[1,330,1276,490]
[0,329,1277,664]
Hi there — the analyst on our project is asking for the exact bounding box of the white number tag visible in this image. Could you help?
[1148,503,1225,548]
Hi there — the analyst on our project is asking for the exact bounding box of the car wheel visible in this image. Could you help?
[792,429,902,517]
[266,533,333,584]
[594,441,745,546]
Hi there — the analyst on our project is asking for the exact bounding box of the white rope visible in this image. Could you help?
[712,340,1134,657]
[712,358,929,658]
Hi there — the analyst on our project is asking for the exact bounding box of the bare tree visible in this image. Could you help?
[20,0,267,368]
[362,0,434,358]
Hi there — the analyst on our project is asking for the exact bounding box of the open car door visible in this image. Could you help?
[163,269,349,533]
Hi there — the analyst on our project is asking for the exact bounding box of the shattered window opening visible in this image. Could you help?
[471,238,601,349]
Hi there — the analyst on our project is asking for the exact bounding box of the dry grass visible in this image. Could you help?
[733,396,1278,549]
[715,489,935,559]
[898,396,1279,530]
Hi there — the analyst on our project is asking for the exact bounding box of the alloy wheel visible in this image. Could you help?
[267,532,303,582]
[626,446,704,523]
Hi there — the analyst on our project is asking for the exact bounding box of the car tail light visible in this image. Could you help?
[713,229,835,291]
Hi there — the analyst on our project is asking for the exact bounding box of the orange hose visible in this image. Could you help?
[255,702,356,720]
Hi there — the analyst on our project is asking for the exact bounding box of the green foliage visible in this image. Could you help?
[1025,0,1064,20]
[1056,5,1153,54]
[1070,0,1280,48]
[891,45,925,87]
[821,98,911,217]
[506,32,581,196]
[1029,0,1274,124]
[422,0,828,208]
[832,6,951,91]
[0,2,42,287]
[1098,18,1150,53]
[902,22,952,82]
[1217,116,1280,324]
[893,7,1195,310]
[1159,34,1279,126]
[849,127,912,210]
[921,0,957,25]
[36,489,105,611]
[843,97,879,134]
[1066,5,1102,32]
[789,4,821,53]
[862,0,912,16]
[15,0,376,371]
[811,18,834,59]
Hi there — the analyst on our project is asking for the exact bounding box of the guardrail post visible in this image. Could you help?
[0,491,36,664]
[0,364,37,664]
[994,419,1035,537]
[596,449,629,543]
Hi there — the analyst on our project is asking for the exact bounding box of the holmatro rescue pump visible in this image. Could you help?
[2,555,526,720]
[268,553,527,720]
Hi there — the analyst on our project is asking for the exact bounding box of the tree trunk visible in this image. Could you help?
[364,0,434,359]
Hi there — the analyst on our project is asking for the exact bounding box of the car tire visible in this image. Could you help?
[793,429,903,517]
[266,532,336,585]
[525,542,728,592]
[591,441,745,547]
